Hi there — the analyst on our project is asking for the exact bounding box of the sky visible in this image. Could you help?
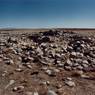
[0,0,95,28]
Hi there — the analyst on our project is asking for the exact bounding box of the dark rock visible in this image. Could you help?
[43,30,58,36]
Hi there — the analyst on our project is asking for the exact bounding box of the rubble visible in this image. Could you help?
[5,80,15,89]
[47,90,57,95]
[13,85,24,92]
[64,77,76,87]
[1,30,95,95]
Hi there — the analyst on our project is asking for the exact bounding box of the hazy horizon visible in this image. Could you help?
[0,0,95,28]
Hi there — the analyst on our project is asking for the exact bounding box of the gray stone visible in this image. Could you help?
[76,52,84,58]
[13,86,24,92]
[36,47,43,55]
[15,68,23,72]
[4,59,14,65]
[40,43,47,46]
[66,59,73,66]
[64,66,72,71]
[5,80,15,89]
[82,60,89,64]
[45,69,56,76]
[55,53,61,58]
[70,52,76,57]
[74,59,82,64]
[47,90,57,95]
[33,92,39,95]
[82,64,88,68]
[77,65,83,70]
[67,46,73,52]
[65,80,75,87]
[66,77,72,81]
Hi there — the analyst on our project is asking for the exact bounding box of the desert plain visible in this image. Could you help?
[0,28,95,95]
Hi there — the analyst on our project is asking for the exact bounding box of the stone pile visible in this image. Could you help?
[1,30,95,71]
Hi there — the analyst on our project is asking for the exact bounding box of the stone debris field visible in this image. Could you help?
[0,29,95,95]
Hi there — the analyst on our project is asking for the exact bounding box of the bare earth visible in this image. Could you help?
[0,29,95,95]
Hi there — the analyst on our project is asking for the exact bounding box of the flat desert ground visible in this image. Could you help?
[0,29,95,95]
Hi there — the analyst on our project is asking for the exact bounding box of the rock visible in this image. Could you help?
[7,37,17,43]
[70,52,76,57]
[33,92,39,95]
[89,52,95,58]
[74,59,82,64]
[57,63,64,67]
[67,46,73,52]
[80,74,90,79]
[36,47,43,55]
[50,44,58,48]
[41,36,50,43]
[47,90,57,95]
[82,60,89,64]
[55,53,61,58]
[43,30,58,36]
[82,64,88,68]
[81,44,85,48]
[45,69,56,76]
[66,59,73,66]
[4,58,14,65]
[21,56,30,63]
[56,60,61,64]
[9,59,14,64]
[25,64,32,69]
[13,87,18,91]
[73,63,79,67]
[40,81,50,85]
[28,34,41,43]
[65,80,75,87]
[66,77,72,81]
[64,66,72,71]
[13,86,24,92]
[5,80,15,89]
[40,43,47,48]
[77,65,83,70]
[25,91,33,95]
[76,52,84,58]
[15,68,23,72]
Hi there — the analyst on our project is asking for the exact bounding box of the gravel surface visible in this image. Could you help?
[0,29,95,95]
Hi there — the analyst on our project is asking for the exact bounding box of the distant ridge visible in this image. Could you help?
[0,28,95,31]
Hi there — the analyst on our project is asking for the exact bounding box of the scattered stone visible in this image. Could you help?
[27,64,32,69]
[13,86,24,92]
[15,68,23,72]
[25,91,33,95]
[5,80,15,89]
[45,69,56,76]
[40,81,50,85]
[80,74,90,79]
[66,59,73,66]
[47,90,57,95]
[65,80,75,87]
[77,65,83,70]
[66,77,72,81]
[4,59,14,65]
[1,29,95,94]
[33,92,39,95]
[82,60,89,64]
[70,52,76,57]
[64,66,72,71]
